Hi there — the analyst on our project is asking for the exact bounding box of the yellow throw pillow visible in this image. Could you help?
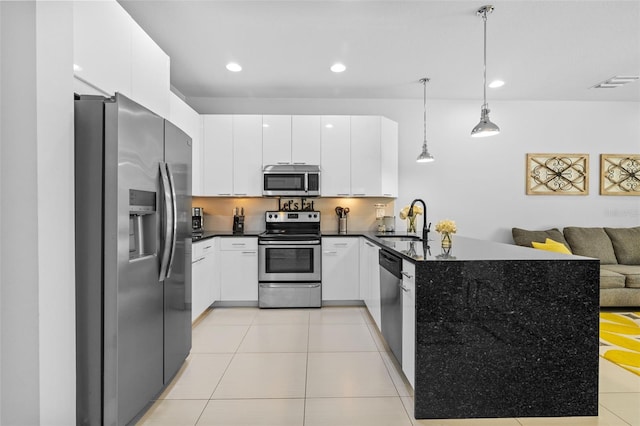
[531,238,572,254]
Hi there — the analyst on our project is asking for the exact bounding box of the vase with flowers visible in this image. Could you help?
[399,205,423,234]
[435,219,457,249]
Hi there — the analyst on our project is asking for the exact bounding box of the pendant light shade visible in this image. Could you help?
[417,78,434,163]
[471,5,500,138]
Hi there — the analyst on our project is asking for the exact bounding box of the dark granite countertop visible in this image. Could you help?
[192,230,263,242]
[194,230,591,263]
[324,232,591,263]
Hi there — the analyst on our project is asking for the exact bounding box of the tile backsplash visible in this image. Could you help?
[192,197,397,233]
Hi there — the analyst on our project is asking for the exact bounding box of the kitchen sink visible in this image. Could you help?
[377,235,422,242]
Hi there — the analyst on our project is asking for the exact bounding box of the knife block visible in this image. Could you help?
[233,215,245,234]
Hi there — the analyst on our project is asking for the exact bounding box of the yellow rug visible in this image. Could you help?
[600,312,640,376]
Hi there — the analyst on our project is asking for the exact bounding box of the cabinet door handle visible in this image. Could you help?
[232,243,246,246]
[192,257,205,264]
[383,193,393,196]
[401,271,413,279]
[241,251,256,255]
[399,283,410,292]
[293,162,306,165]
[234,193,247,196]
[323,250,338,255]
[204,245,212,250]
[217,193,231,196]
[337,193,350,196]
[277,162,290,165]
[353,193,365,196]
[333,243,348,247]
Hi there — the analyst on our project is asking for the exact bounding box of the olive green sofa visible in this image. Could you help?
[512,226,640,307]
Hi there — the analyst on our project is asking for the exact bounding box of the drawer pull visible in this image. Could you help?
[401,271,413,279]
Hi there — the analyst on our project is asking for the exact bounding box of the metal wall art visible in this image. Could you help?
[526,153,589,195]
[600,154,640,195]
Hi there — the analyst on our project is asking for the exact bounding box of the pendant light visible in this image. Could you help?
[417,78,435,163]
[471,5,500,138]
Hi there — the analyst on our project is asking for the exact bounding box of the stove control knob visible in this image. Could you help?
[313,213,318,218]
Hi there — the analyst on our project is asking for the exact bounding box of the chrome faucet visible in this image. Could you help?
[408,199,430,241]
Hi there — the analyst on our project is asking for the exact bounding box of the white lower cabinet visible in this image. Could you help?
[219,237,258,301]
[192,239,217,322]
[360,238,381,329]
[401,260,416,388]
[322,238,360,301]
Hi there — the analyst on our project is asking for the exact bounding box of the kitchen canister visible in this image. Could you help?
[338,217,347,234]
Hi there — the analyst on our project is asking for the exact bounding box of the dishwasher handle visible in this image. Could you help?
[379,249,403,278]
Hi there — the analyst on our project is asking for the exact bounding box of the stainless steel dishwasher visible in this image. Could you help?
[379,249,403,366]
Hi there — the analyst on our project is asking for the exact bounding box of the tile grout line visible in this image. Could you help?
[303,310,311,426]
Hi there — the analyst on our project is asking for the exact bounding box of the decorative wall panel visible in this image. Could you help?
[600,154,640,196]
[526,153,589,195]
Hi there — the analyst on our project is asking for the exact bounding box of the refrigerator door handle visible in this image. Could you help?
[159,161,174,281]
[165,162,178,278]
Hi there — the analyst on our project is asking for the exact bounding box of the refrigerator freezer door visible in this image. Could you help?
[103,94,165,426]
[163,120,193,382]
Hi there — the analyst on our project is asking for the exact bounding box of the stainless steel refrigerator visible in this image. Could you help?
[75,93,192,426]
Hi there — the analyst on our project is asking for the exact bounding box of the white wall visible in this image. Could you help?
[36,2,76,424]
[189,96,640,243]
[0,2,76,425]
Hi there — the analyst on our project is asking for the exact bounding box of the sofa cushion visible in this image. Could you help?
[532,238,572,254]
[512,228,570,250]
[604,227,640,265]
[600,265,640,288]
[563,227,618,264]
[599,267,627,289]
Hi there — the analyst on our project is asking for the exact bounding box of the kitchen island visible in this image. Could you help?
[372,234,600,419]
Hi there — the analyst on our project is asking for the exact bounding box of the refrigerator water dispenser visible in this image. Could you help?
[129,189,157,260]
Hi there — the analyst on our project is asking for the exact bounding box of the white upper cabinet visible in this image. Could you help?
[262,115,292,166]
[380,117,399,197]
[321,115,398,197]
[351,116,382,196]
[292,116,321,165]
[202,115,262,197]
[262,115,321,166]
[131,23,170,118]
[73,1,132,97]
[73,1,170,117]
[169,93,203,195]
[203,115,233,196]
[232,115,263,196]
[201,113,396,198]
[321,116,351,196]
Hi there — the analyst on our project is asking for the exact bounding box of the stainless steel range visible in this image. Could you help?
[258,211,321,308]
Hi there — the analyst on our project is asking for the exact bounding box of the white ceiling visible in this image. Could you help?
[118,0,640,102]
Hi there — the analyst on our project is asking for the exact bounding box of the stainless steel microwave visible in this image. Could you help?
[263,164,320,197]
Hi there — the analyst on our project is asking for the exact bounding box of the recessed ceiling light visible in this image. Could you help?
[226,62,242,72]
[489,80,505,88]
[330,63,346,73]
[325,124,334,129]
[73,64,83,72]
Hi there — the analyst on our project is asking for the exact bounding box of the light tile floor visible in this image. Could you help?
[138,307,640,426]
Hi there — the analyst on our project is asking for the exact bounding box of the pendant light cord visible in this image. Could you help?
[423,79,427,144]
[482,9,488,110]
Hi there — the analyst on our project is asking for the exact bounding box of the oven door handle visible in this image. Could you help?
[258,240,321,245]
[259,283,321,289]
